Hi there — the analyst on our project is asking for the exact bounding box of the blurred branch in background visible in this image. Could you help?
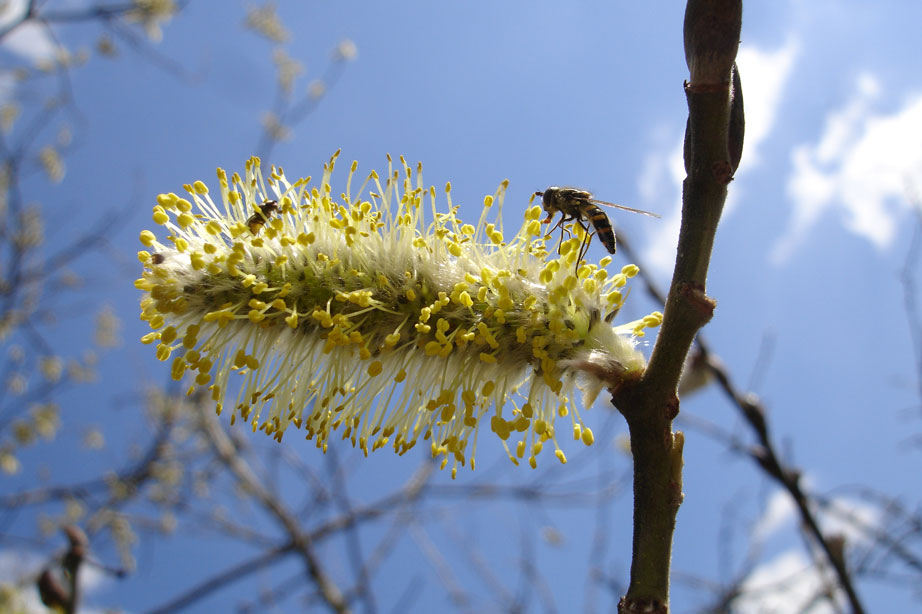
[0,2,918,613]
[609,2,742,610]
[0,0,195,481]
[245,1,357,161]
[617,218,922,610]
[0,2,193,611]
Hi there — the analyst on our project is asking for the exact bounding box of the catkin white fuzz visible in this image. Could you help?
[136,153,661,477]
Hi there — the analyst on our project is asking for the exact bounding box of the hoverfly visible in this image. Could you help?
[535,187,659,266]
[246,199,280,235]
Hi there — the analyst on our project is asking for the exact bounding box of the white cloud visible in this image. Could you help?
[736,550,838,614]
[638,40,800,274]
[0,549,44,582]
[0,0,28,30]
[752,489,796,542]
[816,496,881,547]
[738,493,882,612]
[638,138,684,274]
[0,550,49,614]
[752,487,882,546]
[735,40,801,168]
[0,548,111,614]
[774,74,922,263]
[0,0,57,65]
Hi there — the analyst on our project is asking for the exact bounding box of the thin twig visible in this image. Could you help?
[610,2,742,611]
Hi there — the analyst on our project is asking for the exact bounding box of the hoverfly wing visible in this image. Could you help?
[588,199,660,218]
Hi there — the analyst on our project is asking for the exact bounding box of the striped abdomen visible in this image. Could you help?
[583,204,616,254]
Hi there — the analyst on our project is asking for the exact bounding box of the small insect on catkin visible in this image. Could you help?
[536,186,659,267]
[135,153,662,477]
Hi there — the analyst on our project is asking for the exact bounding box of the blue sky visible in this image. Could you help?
[1,1,921,612]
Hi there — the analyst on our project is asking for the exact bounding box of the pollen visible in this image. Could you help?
[136,153,658,477]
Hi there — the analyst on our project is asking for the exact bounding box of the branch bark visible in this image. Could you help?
[198,401,350,613]
[612,1,743,611]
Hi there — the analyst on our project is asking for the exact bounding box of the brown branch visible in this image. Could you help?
[144,543,295,614]
[144,455,434,614]
[708,360,867,612]
[620,227,870,613]
[616,195,868,612]
[36,526,88,614]
[255,44,353,161]
[611,1,742,612]
[197,404,350,614]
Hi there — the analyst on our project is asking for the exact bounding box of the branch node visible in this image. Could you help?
[784,467,803,487]
[683,0,742,85]
[728,63,745,172]
[664,395,680,420]
[712,159,734,184]
[618,597,668,614]
[684,81,729,94]
[670,431,685,506]
[678,281,715,321]
[37,570,68,610]
[740,394,767,439]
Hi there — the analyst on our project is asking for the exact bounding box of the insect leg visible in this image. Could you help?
[574,219,593,271]
[547,213,576,256]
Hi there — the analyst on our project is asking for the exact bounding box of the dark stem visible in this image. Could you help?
[612,1,742,611]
